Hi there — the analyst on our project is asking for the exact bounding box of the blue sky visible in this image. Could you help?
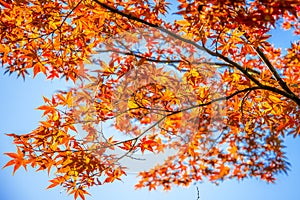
[1,5,300,200]
[1,36,300,200]
[0,70,299,200]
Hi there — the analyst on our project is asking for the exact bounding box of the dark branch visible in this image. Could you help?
[91,0,300,106]
[255,47,294,94]
[95,49,231,66]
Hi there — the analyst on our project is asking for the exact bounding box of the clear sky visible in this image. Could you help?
[1,6,300,200]
[0,70,299,200]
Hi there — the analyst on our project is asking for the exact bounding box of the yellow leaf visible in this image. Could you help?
[269,95,281,103]
[52,111,59,121]
[128,99,139,109]
[176,19,190,26]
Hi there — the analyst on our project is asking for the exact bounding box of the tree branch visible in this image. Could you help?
[254,47,294,94]
[91,0,300,107]
[94,49,231,66]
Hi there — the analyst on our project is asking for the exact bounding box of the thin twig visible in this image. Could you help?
[196,186,200,200]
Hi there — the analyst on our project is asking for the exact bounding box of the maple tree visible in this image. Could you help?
[1,0,300,199]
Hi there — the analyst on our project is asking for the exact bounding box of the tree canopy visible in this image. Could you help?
[1,0,300,199]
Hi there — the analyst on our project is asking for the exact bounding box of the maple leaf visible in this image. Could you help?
[69,186,91,200]
[2,0,300,199]
[3,148,28,175]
